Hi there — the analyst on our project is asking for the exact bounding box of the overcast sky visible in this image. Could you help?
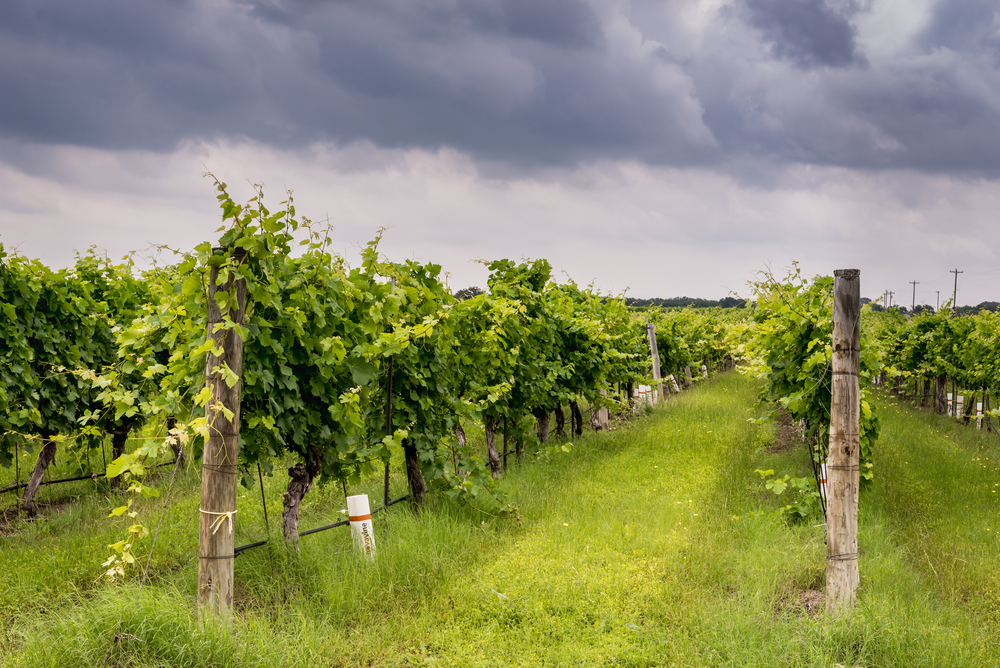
[1,0,998,305]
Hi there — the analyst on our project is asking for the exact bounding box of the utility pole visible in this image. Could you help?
[936,291,940,312]
[950,269,963,315]
[888,291,895,308]
[910,281,918,313]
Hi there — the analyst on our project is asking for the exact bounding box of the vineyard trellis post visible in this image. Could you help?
[646,321,662,403]
[595,389,610,430]
[197,248,247,620]
[827,268,860,613]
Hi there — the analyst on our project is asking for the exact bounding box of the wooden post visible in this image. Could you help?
[827,268,860,613]
[646,322,662,404]
[597,388,610,430]
[197,249,247,620]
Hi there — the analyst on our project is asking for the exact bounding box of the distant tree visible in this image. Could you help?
[862,297,885,312]
[624,295,747,309]
[454,286,485,301]
[953,302,997,316]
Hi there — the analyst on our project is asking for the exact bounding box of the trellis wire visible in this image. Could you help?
[0,460,177,497]
[233,493,410,557]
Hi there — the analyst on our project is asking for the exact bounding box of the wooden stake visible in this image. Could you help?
[502,416,508,470]
[257,462,269,535]
[14,441,19,519]
[197,249,247,620]
[384,354,393,508]
[384,276,395,508]
[827,268,861,614]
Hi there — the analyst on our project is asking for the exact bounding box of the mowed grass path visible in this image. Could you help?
[5,373,1000,666]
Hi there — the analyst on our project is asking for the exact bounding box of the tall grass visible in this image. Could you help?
[4,374,1000,666]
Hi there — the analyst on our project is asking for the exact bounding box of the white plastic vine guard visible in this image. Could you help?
[347,494,376,561]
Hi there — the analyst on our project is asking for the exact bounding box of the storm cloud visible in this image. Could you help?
[743,0,864,69]
[1,0,999,174]
[1,0,999,307]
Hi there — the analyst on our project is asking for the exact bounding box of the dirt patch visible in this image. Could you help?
[0,496,79,534]
[797,589,825,616]
[0,505,25,536]
[767,408,803,453]
[775,589,825,618]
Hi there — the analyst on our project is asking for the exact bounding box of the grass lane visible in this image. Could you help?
[4,373,1000,666]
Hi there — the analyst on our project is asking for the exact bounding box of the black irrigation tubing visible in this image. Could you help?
[233,493,411,558]
[499,447,533,459]
[987,415,1000,441]
[0,460,178,496]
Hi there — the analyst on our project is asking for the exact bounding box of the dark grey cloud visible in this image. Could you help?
[743,0,864,68]
[920,0,1000,56]
[0,0,717,164]
[1,0,1000,175]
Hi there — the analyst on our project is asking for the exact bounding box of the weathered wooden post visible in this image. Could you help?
[646,321,663,404]
[827,268,860,613]
[592,388,611,430]
[198,248,247,620]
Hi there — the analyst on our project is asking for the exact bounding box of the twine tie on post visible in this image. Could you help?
[200,508,237,535]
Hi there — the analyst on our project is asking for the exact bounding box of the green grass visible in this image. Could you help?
[3,373,1000,666]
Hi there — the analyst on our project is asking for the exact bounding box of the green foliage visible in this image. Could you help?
[869,306,1000,396]
[112,181,403,486]
[374,256,498,503]
[755,468,822,520]
[743,265,881,487]
[646,306,746,380]
[0,244,118,465]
